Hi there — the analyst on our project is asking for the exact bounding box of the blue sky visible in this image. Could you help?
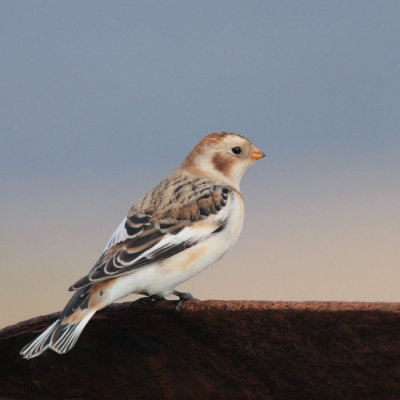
[1,1,399,327]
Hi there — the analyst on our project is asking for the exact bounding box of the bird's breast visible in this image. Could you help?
[162,189,244,276]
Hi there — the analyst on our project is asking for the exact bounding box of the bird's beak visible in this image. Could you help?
[251,147,266,160]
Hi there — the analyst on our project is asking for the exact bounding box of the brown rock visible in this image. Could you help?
[1,300,400,399]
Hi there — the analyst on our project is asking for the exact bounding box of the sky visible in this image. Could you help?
[1,1,400,328]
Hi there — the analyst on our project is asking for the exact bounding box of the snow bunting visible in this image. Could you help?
[20,131,265,359]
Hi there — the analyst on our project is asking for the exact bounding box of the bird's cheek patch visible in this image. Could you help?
[212,152,234,177]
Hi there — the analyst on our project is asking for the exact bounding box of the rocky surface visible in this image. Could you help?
[1,300,400,399]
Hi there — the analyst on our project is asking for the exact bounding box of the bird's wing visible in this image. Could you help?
[69,180,232,290]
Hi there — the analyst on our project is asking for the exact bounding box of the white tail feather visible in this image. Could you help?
[51,312,94,354]
[20,320,59,359]
[20,311,95,359]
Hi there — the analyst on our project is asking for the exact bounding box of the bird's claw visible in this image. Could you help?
[173,290,199,314]
[173,290,199,301]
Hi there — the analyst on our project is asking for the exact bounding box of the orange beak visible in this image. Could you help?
[251,147,266,160]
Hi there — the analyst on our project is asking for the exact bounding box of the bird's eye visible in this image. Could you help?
[231,147,241,154]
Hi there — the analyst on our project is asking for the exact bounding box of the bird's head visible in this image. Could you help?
[181,132,265,188]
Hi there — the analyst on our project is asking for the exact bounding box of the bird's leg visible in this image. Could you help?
[134,293,166,305]
[173,290,198,300]
[173,290,199,314]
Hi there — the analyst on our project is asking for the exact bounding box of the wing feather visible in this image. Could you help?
[69,174,232,291]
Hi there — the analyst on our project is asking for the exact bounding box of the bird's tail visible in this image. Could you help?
[20,311,95,359]
[20,285,98,359]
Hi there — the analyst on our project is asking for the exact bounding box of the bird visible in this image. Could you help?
[20,131,265,359]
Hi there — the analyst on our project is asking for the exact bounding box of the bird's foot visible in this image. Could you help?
[134,294,166,306]
[173,290,199,301]
[173,290,199,314]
